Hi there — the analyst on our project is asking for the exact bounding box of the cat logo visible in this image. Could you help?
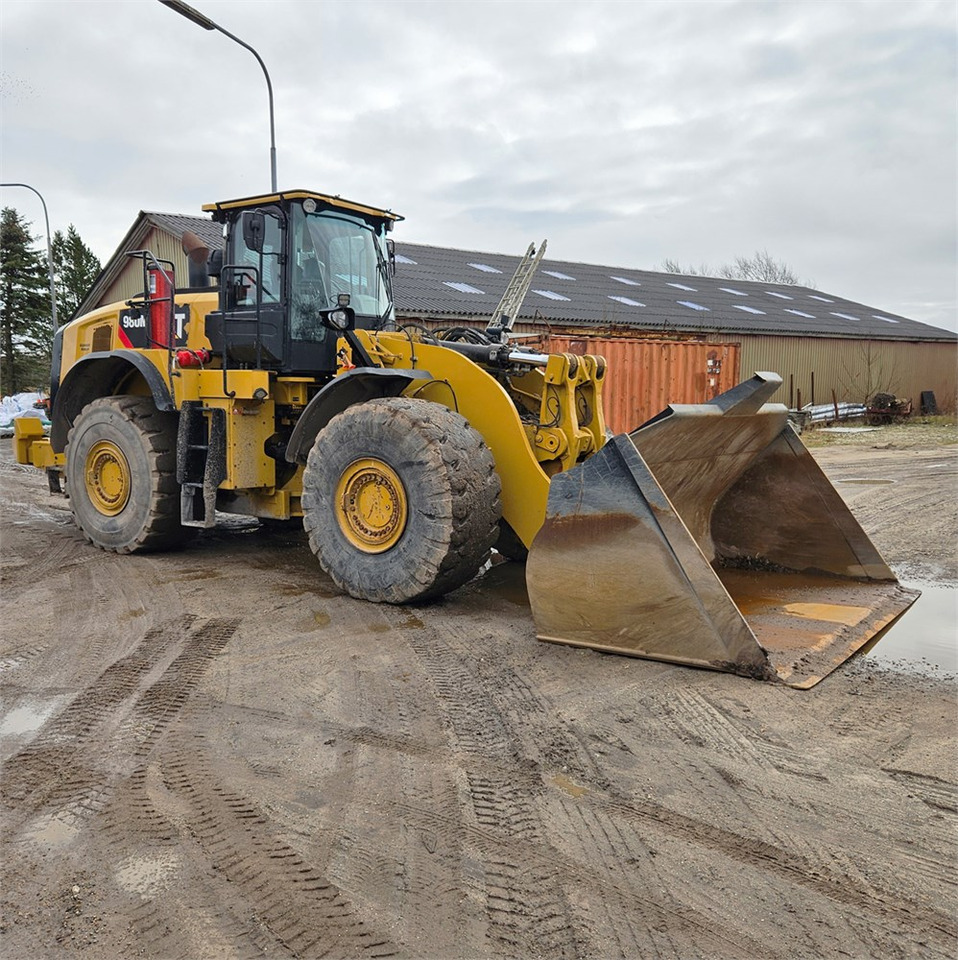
[117,305,190,349]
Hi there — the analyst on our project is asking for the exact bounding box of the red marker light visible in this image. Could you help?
[175,348,211,368]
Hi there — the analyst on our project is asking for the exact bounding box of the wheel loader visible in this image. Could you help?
[13,189,918,687]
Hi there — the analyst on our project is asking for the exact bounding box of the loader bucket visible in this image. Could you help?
[526,373,919,688]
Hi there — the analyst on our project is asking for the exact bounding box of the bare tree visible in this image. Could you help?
[662,249,807,285]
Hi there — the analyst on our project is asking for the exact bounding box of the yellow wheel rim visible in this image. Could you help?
[335,458,407,553]
[85,440,131,516]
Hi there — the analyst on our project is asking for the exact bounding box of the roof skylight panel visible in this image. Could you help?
[443,281,485,295]
[468,263,502,273]
[873,315,900,323]
[543,270,576,281]
[667,282,697,292]
[808,295,833,303]
[394,254,417,265]
[720,287,748,296]
[766,291,793,300]
[611,276,641,286]
[785,309,816,319]
[733,305,766,315]
[831,312,860,321]
[533,289,571,301]
[677,300,709,311]
[608,295,645,307]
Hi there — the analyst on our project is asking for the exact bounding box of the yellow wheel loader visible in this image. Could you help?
[14,189,918,687]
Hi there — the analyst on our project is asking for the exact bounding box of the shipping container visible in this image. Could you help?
[544,335,741,433]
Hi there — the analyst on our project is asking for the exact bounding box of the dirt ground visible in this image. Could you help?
[1,423,956,960]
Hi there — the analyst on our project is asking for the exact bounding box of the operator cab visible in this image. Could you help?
[203,190,402,375]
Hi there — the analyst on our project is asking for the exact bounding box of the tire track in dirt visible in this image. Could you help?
[403,620,777,959]
[382,787,776,960]
[435,628,786,959]
[325,648,471,959]
[0,617,241,956]
[0,616,199,811]
[154,739,399,959]
[1,615,237,862]
[647,687,893,908]
[424,620,956,956]
[595,788,957,951]
[95,754,276,960]
[406,625,583,959]
[883,768,958,815]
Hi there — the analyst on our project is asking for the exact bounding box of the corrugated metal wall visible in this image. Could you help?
[544,336,741,433]
[736,335,957,412]
[97,228,192,309]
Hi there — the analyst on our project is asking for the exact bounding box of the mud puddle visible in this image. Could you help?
[865,584,956,675]
[835,477,896,485]
[0,697,67,738]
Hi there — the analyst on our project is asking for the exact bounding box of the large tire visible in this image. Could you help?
[64,396,194,553]
[302,397,501,603]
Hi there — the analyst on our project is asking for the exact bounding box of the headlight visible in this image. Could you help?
[325,306,355,331]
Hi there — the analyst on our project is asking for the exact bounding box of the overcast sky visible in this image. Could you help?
[1,0,955,331]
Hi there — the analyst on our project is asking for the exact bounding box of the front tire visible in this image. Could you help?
[64,396,193,553]
[302,397,501,603]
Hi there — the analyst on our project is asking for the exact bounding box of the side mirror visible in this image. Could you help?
[386,238,396,275]
[207,248,224,278]
[242,212,266,253]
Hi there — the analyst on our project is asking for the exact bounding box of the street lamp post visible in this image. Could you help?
[159,0,278,193]
[0,182,58,336]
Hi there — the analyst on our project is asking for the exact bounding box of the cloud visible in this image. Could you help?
[1,0,954,331]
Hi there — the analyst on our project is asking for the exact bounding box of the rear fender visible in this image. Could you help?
[51,351,173,452]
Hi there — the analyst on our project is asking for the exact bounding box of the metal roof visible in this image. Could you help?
[392,242,956,342]
[79,211,955,343]
[75,212,224,318]
[147,212,223,249]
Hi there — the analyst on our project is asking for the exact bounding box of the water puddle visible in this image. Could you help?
[0,696,67,740]
[114,852,181,896]
[551,774,589,798]
[835,478,896,486]
[26,813,81,849]
[864,584,956,676]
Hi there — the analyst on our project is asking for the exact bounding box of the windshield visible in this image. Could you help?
[290,205,392,340]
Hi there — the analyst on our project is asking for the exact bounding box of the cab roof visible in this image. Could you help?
[202,189,403,224]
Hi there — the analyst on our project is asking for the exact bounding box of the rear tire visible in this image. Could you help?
[65,396,194,553]
[302,397,501,603]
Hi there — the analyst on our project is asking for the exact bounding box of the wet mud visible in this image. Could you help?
[1,438,956,959]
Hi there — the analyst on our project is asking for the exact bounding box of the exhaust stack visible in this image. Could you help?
[181,230,211,288]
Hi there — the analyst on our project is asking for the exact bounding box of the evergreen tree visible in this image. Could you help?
[0,207,53,394]
[52,224,101,321]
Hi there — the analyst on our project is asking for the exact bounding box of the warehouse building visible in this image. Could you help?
[80,211,957,428]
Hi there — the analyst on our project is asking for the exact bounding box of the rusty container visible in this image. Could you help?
[544,336,741,432]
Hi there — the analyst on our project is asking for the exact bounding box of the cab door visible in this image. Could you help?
[212,207,288,367]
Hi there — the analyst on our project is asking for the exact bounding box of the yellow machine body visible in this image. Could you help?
[12,189,917,687]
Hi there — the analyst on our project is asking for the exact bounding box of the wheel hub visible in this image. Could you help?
[335,458,407,553]
[85,440,131,516]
